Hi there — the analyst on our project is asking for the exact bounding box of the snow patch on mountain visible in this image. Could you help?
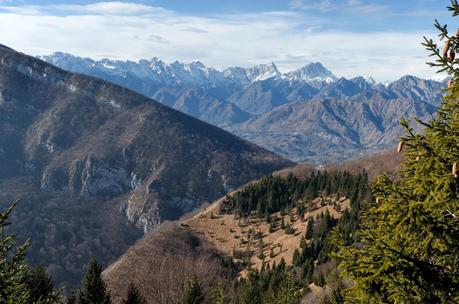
[285,62,337,83]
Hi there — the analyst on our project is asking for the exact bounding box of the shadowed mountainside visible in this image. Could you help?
[0,44,292,287]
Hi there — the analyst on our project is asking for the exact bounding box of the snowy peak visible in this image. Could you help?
[286,62,337,83]
[244,62,282,82]
[223,67,250,85]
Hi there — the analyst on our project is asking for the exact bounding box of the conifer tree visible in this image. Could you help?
[0,200,30,304]
[122,283,146,304]
[78,258,111,304]
[276,273,302,304]
[238,271,261,304]
[210,280,226,304]
[335,2,459,302]
[24,266,60,303]
[183,275,204,304]
[0,200,60,304]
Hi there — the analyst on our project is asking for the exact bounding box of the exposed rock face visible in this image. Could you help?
[0,44,292,287]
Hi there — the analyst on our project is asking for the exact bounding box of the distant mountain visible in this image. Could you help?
[229,95,436,163]
[0,44,292,287]
[152,87,251,127]
[285,61,337,84]
[40,52,447,163]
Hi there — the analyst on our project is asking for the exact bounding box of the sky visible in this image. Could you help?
[0,0,456,81]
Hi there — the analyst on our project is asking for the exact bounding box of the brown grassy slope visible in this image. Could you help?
[182,195,349,277]
[103,193,349,303]
[273,149,402,182]
[325,149,403,181]
[103,222,233,304]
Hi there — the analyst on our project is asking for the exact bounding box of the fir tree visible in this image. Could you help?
[0,200,30,304]
[335,2,459,302]
[276,273,302,304]
[305,217,314,240]
[238,271,261,304]
[122,283,146,304]
[210,280,226,304]
[78,258,111,304]
[183,275,204,304]
[24,266,60,303]
[0,200,59,304]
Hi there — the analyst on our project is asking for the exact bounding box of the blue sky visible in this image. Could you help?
[0,0,455,80]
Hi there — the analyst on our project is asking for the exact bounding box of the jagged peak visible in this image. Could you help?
[286,62,336,83]
[245,62,281,82]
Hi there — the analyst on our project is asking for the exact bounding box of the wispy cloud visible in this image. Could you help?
[289,0,334,12]
[0,1,438,81]
[289,0,388,14]
[0,2,172,16]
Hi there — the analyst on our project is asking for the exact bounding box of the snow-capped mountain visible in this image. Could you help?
[39,52,337,88]
[40,52,448,164]
[243,62,282,82]
[285,62,337,83]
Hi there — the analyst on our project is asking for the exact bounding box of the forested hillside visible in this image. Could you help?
[102,169,370,303]
[0,43,291,288]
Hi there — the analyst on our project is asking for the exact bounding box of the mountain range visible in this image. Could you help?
[40,53,447,163]
[0,44,291,287]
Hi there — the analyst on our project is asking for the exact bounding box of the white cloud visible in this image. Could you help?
[0,2,437,81]
[0,2,172,16]
[290,0,388,14]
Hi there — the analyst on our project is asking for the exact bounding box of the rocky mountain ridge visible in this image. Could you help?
[40,52,448,163]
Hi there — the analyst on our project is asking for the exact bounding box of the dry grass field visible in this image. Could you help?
[182,194,350,276]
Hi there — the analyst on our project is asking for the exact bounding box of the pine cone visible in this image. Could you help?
[453,162,457,178]
[444,40,451,57]
[448,50,456,61]
[448,79,454,89]
[397,141,404,154]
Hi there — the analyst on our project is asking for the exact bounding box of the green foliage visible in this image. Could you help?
[225,169,369,303]
[0,200,30,304]
[220,172,368,218]
[210,280,227,304]
[305,217,314,240]
[335,3,459,303]
[183,275,204,304]
[78,259,111,304]
[238,266,302,304]
[276,273,302,304]
[24,266,60,303]
[122,283,146,304]
[284,224,295,235]
[0,200,60,304]
[238,271,262,304]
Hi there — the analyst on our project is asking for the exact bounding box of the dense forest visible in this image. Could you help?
[220,171,368,218]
